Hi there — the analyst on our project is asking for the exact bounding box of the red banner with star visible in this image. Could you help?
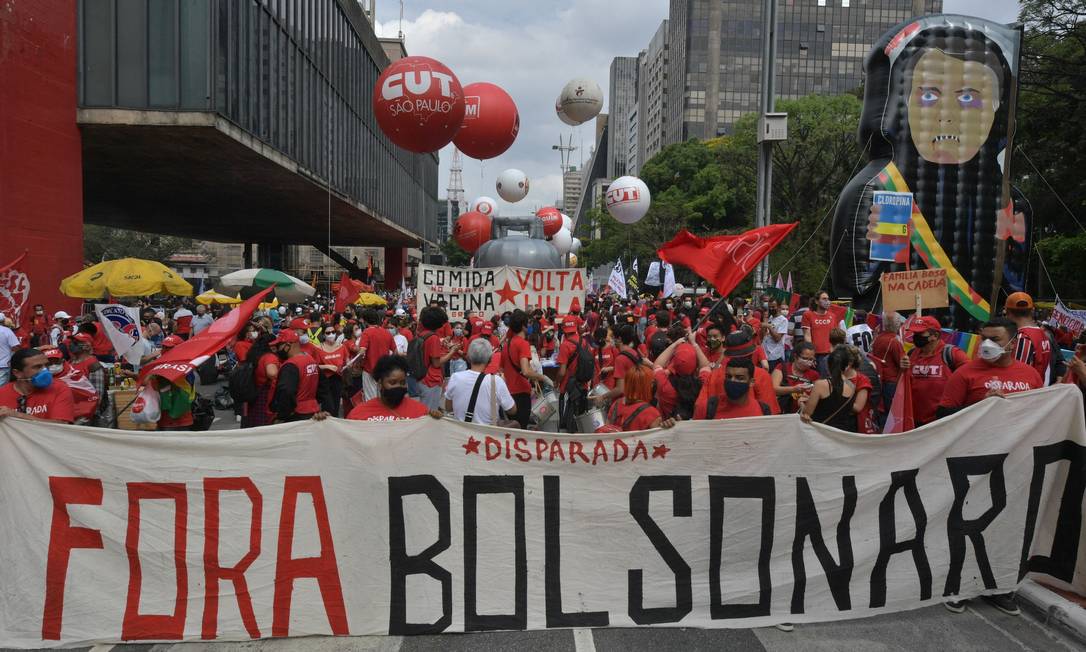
[417,264,588,320]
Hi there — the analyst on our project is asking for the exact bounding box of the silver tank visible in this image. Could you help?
[473,216,561,269]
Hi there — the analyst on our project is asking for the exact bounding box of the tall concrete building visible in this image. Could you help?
[626,106,640,176]
[665,0,942,141]
[638,20,670,168]
[563,167,585,215]
[607,57,639,179]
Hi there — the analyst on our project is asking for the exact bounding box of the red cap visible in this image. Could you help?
[480,322,495,334]
[907,315,941,334]
[73,332,94,344]
[162,335,183,349]
[270,329,300,346]
[41,347,63,360]
[669,344,697,376]
[288,317,310,330]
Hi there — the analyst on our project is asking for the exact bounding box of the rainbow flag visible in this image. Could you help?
[877,163,991,322]
[940,328,980,358]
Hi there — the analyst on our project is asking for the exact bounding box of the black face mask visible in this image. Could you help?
[912,333,930,348]
[382,386,407,407]
[276,347,290,360]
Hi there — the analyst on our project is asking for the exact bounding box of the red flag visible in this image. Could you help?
[788,293,801,314]
[140,288,273,384]
[826,303,848,327]
[367,256,374,280]
[882,370,915,434]
[334,272,363,313]
[657,224,798,297]
[0,251,30,326]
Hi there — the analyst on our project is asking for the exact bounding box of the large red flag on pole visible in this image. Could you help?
[882,370,915,434]
[334,272,363,313]
[140,288,273,384]
[657,223,798,297]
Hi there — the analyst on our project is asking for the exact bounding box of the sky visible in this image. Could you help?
[373,0,1023,216]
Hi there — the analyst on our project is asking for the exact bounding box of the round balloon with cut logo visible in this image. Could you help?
[496,169,530,202]
[453,211,492,254]
[605,176,651,224]
[453,82,520,160]
[372,56,465,153]
[469,196,499,218]
[536,206,562,237]
[558,78,603,125]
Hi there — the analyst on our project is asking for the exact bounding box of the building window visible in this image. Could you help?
[841,0,849,6]
[817,0,826,5]
[817,24,825,33]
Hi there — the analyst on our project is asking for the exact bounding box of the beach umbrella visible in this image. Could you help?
[60,258,193,298]
[218,268,316,303]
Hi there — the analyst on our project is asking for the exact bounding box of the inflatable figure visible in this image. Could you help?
[830,15,1023,328]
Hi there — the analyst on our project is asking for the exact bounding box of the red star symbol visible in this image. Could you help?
[652,443,671,459]
[496,280,520,306]
[463,436,481,455]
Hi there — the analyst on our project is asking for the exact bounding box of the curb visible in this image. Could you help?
[1018,580,1086,642]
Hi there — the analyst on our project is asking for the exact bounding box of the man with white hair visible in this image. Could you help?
[870,312,905,428]
[444,338,516,426]
[0,313,21,387]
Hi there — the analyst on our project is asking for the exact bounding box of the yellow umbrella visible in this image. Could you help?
[196,290,242,306]
[60,258,193,298]
[354,292,388,307]
[259,296,280,310]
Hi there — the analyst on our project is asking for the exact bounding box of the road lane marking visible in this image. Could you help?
[573,628,596,652]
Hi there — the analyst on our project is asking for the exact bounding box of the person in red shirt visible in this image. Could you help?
[288,317,322,360]
[694,356,771,419]
[596,323,644,405]
[1062,337,1086,415]
[652,332,709,420]
[802,291,836,374]
[901,315,970,427]
[1005,292,1053,385]
[701,323,727,367]
[704,331,781,414]
[468,321,499,350]
[772,341,820,413]
[556,319,593,431]
[243,332,280,428]
[27,305,51,348]
[269,330,321,422]
[870,312,905,427]
[939,318,1043,417]
[347,354,434,421]
[69,332,109,424]
[356,309,396,402]
[233,322,258,364]
[501,310,552,428]
[418,307,460,411]
[0,348,75,423]
[604,363,675,431]
[315,326,348,415]
[592,327,618,389]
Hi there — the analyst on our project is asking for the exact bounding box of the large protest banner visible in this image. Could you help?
[0,386,1084,648]
[417,264,588,319]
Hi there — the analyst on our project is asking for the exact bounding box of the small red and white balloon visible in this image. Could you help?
[536,206,563,237]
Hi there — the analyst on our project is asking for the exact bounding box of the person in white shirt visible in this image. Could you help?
[762,300,790,372]
[191,305,215,335]
[0,314,22,386]
[844,309,875,355]
[50,311,72,347]
[444,339,516,426]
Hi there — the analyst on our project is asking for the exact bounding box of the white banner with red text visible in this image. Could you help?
[417,264,587,319]
[1,386,1084,648]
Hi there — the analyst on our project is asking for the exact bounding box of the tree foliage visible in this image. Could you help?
[1036,232,1086,301]
[83,225,197,264]
[439,236,472,267]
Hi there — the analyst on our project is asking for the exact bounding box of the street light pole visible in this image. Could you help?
[754,0,781,292]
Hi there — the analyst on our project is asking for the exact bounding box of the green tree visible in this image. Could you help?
[1036,232,1086,301]
[83,225,197,263]
[439,237,472,267]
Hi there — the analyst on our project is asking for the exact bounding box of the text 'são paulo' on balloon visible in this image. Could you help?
[469,196,499,217]
[605,176,651,224]
[453,82,520,160]
[453,211,492,254]
[558,78,603,125]
[496,169,529,203]
[373,56,464,153]
[555,95,579,126]
[551,228,573,255]
[536,206,563,237]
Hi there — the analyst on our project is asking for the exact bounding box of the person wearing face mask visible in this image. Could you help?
[42,346,98,424]
[0,348,75,423]
[802,292,836,375]
[693,356,771,419]
[448,321,468,374]
[772,341,820,413]
[287,317,322,360]
[233,323,259,364]
[28,304,51,348]
[315,327,348,416]
[50,311,73,350]
[191,304,215,336]
[353,309,395,402]
[347,354,435,420]
[762,300,790,373]
[901,315,969,427]
[268,330,321,422]
[69,333,109,424]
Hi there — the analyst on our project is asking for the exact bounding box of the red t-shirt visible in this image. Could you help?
[697,365,780,415]
[613,348,642,384]
[802,310,835,354]
[939,358,1043,410]
[347,396,429,421]
[871,332,905,383]
[92,326,114,357]
[422,334,448,388]
[399,327,414,343]
[359,326,395,374]
[608,400,661,431]
[234,339,253,363]
[596,344,618,388]
[317,345,348,377]
[654,368,680,418]
[909,343,970,424]
[1015,325,1052,383]
[557,336,588,393]
[0,381,75,423]
[502,335,532,394]
[255,353,279,386]
[692,393,766,420]
[850,372,876,434]
[70,356,100,377]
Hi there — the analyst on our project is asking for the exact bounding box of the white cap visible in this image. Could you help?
[395,308,406,316]
[0,313,6,322]
[54,311,71,319]
[294,306,303,314]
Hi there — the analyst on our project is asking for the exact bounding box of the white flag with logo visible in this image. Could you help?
[608,260,627,299]
[664,262,677,298]
[93,304,143,366]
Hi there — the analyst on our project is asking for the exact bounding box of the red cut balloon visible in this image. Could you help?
[536,206,562,237]
[453,211,492,253]
[373,56,465,153]
[453,82,520,160]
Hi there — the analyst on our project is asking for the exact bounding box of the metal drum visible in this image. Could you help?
[532,391,559,427]
[575,407,607,434]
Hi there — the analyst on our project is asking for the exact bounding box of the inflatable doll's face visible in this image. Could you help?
[907,49,1000,164]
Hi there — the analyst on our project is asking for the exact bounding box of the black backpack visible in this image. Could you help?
[407,333,434,379]
[228,360,258,404]
[573,337,595,386]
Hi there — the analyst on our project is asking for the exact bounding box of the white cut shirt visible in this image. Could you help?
[762,315,790,361]
[845,323,874,354]
[445,370,516,426]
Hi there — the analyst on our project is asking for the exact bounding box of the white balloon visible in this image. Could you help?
[605,176,651,224]
[469,196,499,217]
[671,283,685,298]
[551,228,573,255]
[561,214,573,232]
[559,79,604,125]
[495,169,530,203]
[555,96,579,126]
[570,237,582,254]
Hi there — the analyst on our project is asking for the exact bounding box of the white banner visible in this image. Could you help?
[1053,300,1086,338]
[608,260,627,299]
[93,304,143,366]
[1,386,1085,648]
[417,264,587,320]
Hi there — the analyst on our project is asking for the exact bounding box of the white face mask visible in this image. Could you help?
[978,338,1007,362]
[298,334,310,346]
[48,363,64,375]
[248,330,259,340]
[325,333,337,342]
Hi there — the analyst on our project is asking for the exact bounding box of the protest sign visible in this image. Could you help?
[1,385,1084,647]
[880,268,949,313]
[869,191,914,263]
[417,264,587,319]
[1052,300,1086,338]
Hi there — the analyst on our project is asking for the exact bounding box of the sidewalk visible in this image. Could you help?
[1019,579,1086,643]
